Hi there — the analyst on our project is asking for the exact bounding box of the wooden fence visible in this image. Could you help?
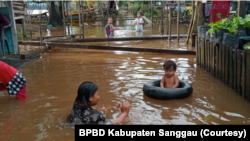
[196,36,250,101]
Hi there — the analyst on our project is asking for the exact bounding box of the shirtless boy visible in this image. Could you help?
[160,60,179,88]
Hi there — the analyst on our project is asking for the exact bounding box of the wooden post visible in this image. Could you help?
[177,1,180,41]
[166,4,168,34]
[236,50,242,95]
[238,1,246,18]
[151,0,153,23]
[229,48,233,88]
[101,2,104,20]
[190,1,198,46]
[69,1,73,32]
[62,0,66,36]
[39,4,42,46]
[195,36,199,64]
[224,47,229,85]
[221,45,225,82]
[242,51,246,98]
[81,1,84,38]
[78,1,82,38]
[161,5,163,35]
[168,6,171,41]
[186,1,195,44]
[245,52,250,100]
[7,1,19,54]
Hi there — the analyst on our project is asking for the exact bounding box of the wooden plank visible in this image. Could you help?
[204,39,207,70]
[20,47,47,59]
[195,36,199,65]
[12,2,25,6]
[224,47,229,85]
[36,35,188,42]
[215,45,219,78]
[168,7,172,41]
[13,10,25,14]
[177,1,180,41]
[211,42,215,76]
[209,41,212,74]
[201,38,204,68]
[236,50,242,95]
[238,1,246,18]
[229,48,233,88]
[19,41,196,55]
[221,45,225,82]
[203,38,207,70]
[207,40,210,71]
[218,44,222,80]
[242,51,246,98]
[13,5,24,10]
[233,49,237,90]
[14,16,24,20]
[246,52,250,101]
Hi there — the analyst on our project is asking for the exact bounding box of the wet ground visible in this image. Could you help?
[1,48,250,141]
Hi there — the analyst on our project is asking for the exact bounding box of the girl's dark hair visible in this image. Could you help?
[163,60,177,71]
[74,81,98,108]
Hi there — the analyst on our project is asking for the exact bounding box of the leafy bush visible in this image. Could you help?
[243,42,250,51]
[208,15,250,34]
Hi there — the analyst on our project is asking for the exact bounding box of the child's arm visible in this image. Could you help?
[97,103,122,112]
[160,76,165,88]
[139,18,144,25]
[172,75,179,88]
[134,19,137,25]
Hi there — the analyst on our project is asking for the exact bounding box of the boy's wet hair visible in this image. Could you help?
[137,12,141,15]
[163,60,177,71]
[108,17,112,20]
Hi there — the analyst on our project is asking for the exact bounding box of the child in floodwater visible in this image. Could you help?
[160,60,179,88]
[105,17,114,38]
[0,61,27,100]
[67,81,131,124]
[134,12,144,32]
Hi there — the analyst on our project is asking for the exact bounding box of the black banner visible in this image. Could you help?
[75,125,249,140]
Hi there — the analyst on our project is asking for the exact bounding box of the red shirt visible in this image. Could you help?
[0,61,18,90]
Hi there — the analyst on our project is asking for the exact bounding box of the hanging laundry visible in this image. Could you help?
[175,6,186,13]
[210,1,230,23]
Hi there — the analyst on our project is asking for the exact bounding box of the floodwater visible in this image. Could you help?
[0,48,250,141]
[1,11,250,141]
[31,11,193,51]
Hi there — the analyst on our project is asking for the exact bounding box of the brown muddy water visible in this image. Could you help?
[0,48,250,141]
[31,12,193,51]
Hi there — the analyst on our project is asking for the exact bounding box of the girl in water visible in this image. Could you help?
[67,81,131,124]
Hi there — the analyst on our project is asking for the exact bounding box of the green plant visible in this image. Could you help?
[208,18,237,34]
[244,14,250,28]
[232,16,245,29]
[243,42,250,51]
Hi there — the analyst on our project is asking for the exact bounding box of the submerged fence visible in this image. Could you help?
[196,36,250,102]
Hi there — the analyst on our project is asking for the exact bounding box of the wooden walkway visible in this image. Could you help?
[31,35,188,42]
[19,41,195,55]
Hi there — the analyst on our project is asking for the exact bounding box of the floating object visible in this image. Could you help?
[143,79,193,100]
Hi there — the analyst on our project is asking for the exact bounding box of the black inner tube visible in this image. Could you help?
[143,79,193,100]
